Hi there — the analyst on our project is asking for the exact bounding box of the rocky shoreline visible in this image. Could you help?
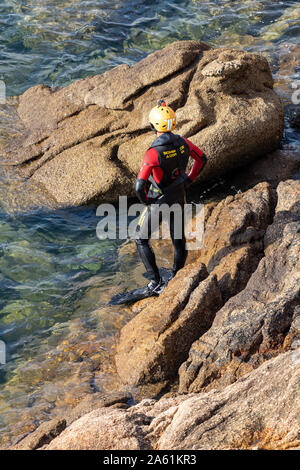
[10,174,300,450]
[2,41,300,450]
[19,349,300,450]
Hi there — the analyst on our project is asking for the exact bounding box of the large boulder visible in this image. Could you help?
[42,349,300,450]
[178,179,300,393]
[2,41,284,207]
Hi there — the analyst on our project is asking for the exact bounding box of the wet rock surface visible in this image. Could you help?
[12,390,132,450]
[42,350,300,450]
[11,418,67,451]
[2,41,284,207]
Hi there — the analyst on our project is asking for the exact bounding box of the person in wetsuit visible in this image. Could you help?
[134,99,207,296]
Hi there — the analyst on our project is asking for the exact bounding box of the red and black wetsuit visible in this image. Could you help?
[134,131,207,282]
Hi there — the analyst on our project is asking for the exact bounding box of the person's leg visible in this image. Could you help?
[169,204,187,277]
[134,205,160,283]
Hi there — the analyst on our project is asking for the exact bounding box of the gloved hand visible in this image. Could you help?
[183,174,193,189]
[155,194,168,205]
[145,197,159,205]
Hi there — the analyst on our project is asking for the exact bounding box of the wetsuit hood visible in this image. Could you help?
[150,132,182,148]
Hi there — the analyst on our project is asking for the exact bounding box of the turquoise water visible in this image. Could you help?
[1,0,299,96]
[0,0,299,446]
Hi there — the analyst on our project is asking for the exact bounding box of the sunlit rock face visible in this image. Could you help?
[2,41,283,207]
[28,350,300,451]
[179,179,300,394]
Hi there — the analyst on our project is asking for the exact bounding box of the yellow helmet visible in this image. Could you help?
[149,99,176,132]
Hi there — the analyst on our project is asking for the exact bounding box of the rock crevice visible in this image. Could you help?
[178,179,300,394]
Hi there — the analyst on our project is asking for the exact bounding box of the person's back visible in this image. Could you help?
[138,131,190,193]
[134,99,207,296]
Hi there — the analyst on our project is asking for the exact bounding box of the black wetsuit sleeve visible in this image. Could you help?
[135,178,149,204]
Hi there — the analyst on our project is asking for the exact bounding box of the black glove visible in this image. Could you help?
[145,197,158,205]
[183,175,193,189]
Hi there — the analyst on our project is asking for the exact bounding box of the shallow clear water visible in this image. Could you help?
[1,0,299,96]
[0,0,299,446]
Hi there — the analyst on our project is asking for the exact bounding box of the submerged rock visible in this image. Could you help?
[11,418,67,451]
[260,4,300,42]
[2,41,283,207]
[11,390,132,450]
[42,349,300,450]
[286,105,300,130]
